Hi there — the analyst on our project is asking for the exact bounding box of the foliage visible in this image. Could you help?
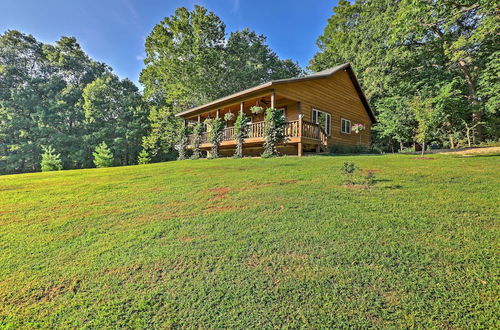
[140,6,302,153]
[2,154,497,327]
[409,95,441,156]
[310,0,499,149]
[93,142,113,168]
[262,108,286,158]
[0,30,147,174]
[40,146,63,172]
[233,112,249,158]
[340,161,357,185]
[190,123,203,160]
[329,144,381,154]
[207,117,224,158]
[224,112,235,122]
[137,150,151,165]
[175,124,189,160]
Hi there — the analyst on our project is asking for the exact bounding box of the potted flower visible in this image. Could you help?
[352,123,365,144]
[250,105,264,115]
[224,112,235,122]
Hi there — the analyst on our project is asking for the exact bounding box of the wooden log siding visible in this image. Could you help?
[275,70,372,146]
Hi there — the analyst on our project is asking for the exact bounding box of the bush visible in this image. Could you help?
[137,150,151,164]
[93,142,113,168]
[40,146,63,172]
[208,117,224,159]
[262,108,286,158]
[191,123,203,160]
[233,113,249,158]
[340,161,377,187]
[341,161,357,185]
[330,144,381,154]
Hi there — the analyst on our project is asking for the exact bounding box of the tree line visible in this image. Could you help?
[310,0,498,151]
[1,3,498,174]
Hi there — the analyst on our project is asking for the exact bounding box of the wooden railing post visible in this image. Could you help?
[298,114,303,138]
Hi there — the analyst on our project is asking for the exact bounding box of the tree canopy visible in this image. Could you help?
[139,6,303,159]
[310,0,499,150]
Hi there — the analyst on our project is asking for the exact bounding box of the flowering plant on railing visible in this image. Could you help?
[352,123,365,144]
[190,122,203,160]
[233,112,249,158]
[207,117,224,158]
[262,108,286,158]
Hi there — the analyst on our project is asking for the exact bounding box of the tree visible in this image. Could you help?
[310,0,499,150]
[137,150,151,164]
[140,6,302,156]
[93,142,113,168]
[410,96,440,156]
[40,146,63,172]
[0,30,139,174]
[82,74,148,166]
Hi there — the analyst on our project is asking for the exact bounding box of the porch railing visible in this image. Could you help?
[187,119,327,146]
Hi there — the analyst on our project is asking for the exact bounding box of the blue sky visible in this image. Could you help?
[0,0,338,86]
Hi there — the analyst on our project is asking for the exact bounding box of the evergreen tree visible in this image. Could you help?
[137,150,151,164]
[93,142,113,168]
[40,146,63,172]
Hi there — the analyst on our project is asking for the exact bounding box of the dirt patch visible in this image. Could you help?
[39,279,81,302]
[204,205,242,212]
[363,169,382,174]
[206,187,230,200]
[178,235,208,242]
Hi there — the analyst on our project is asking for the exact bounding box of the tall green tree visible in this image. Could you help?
[140,6,302,157]
[310,0,499,149]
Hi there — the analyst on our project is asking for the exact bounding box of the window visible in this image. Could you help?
[312,108,331,135]
[341,118,351,134]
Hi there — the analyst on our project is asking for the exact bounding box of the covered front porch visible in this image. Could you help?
[183,91,328,157]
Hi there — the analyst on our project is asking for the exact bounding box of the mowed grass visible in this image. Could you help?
[0,154,498,328]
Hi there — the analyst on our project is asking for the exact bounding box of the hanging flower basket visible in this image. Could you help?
[250,106,264,115]
[224,112,235,121]
[352,123,365,134]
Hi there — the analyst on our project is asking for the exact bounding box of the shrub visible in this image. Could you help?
[329,144,381,154]
[175,124,189,160]
[93,142,113,168]
[341,161,357,185]
[233,113,249,158]
[262,108,286,158]
[40,146,63,172]
[137,149,151,164]
[208,117,224,158]
[340,161,377,188]
[364,171,376,187]
[191,123,203,160]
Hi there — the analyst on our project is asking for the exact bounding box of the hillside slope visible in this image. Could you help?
[0,155,498,328]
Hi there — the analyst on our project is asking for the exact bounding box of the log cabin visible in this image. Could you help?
[175,63,376,157]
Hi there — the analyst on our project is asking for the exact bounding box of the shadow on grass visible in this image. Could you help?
[317,153,385,157]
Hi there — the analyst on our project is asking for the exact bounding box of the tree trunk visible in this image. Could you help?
[449,135,455,149]
[457,59,482,138]
[421,141,425,157]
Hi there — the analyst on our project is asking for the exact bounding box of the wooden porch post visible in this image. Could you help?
[298,112,303,157]
[216,109,220,118]
[271,91,275,109]
[240,102,244,115]
[197,115,201,123]
[297,142,303,157]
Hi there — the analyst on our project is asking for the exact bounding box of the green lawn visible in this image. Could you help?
[0,154,498,328]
